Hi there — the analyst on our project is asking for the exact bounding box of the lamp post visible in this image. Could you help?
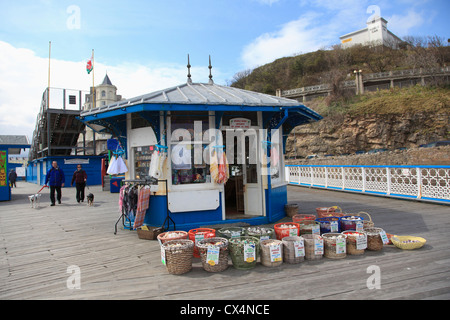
[354,69,363,95]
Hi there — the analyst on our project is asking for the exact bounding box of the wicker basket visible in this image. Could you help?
[260,239,283,267]
[391,235,426,250]
[365,227,385,251]
[228,236,260,270]
[292,214,316,224]
[316,206,343,218]
[137,226,163,240]
[302,234,324,260]
[282,236,305,264]
[217,227,246,239]
[157,231,188,244]
[246,226,274,240]
[299,220,320,236]
[284,203,299,217]
[323,233,347,259]
[358,212,374,229]
[197,237,229,272]
[342,231,367,255]
[162,239,194,275]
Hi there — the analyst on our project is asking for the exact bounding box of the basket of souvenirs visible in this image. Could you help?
[137,225,164,240]
[342,231,367,255]
[292,214,316,224]
[246,226,274,240]
[340,215,364,232]
[197,237,229,272]
[228,236,260,270]
[188,228,216,258]
[365,227,388,251]
[316,217,341,234]
[157,231,188,244]
[316,206,343,218]
[358,212,374,229]
[274,222,300,240]
[284,203,299,217]
[217,227,246,239]
[282,236,305,264]
[161,239,194,275]
[260,239,283,267]
[299,220,321,236]
[323,233,347,259]
[391,235,426,250]
[302,234,324,260]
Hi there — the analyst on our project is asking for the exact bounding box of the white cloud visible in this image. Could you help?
[386,10,425,37]
[241,0,370,69]
[0,41,213,141]
[241,13,328,68]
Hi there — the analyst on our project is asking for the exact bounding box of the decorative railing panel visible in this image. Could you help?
[286,165,450,204]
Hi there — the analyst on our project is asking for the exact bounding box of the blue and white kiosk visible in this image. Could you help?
[78,75,322,231]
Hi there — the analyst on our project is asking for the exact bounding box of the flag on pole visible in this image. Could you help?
[86,54,93,74]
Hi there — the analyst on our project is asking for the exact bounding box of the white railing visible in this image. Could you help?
[286,165,450,204]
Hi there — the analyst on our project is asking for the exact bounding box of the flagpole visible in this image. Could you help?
[48,41,51,109]
[92,49,95,109]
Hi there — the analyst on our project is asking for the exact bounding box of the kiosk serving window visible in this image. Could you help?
[169,111,211,185]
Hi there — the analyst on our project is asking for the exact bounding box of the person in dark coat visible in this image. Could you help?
[9,169,17,188]
[71,164,87,203]
[45,161,65,206]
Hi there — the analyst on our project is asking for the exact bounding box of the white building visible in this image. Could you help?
[340,17,403,49]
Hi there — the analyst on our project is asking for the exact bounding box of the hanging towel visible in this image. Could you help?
[133,187,151,229]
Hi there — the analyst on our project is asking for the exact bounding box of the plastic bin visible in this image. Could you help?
[273,222,300,240]
[340,215,364,231]
[110,177,124,193]
[316,217,341,234]
[188,228,216,258]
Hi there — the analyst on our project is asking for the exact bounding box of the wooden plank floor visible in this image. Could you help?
[1,182,449,300]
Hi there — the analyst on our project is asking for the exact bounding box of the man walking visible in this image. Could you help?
[45,161,65,206]
[9,169,17,188]
[71,164,87,203]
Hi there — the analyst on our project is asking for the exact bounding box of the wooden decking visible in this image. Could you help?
[1,182,449,300]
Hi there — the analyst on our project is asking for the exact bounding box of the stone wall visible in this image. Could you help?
[285,112,449,160]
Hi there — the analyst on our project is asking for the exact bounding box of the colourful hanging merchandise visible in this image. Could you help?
[210,149,229,184]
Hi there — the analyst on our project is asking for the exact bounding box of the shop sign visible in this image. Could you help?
[229,118,251,129]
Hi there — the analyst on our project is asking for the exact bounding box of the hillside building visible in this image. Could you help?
[340,17,403,49]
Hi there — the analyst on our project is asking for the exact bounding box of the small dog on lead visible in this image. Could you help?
[28,194,41,208]
[86,193,94,206]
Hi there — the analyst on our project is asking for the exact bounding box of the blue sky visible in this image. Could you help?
[0,0,448,139]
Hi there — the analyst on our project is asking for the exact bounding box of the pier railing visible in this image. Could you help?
[286,165,450,204]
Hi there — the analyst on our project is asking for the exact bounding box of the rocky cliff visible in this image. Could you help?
[286,112,450,159]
